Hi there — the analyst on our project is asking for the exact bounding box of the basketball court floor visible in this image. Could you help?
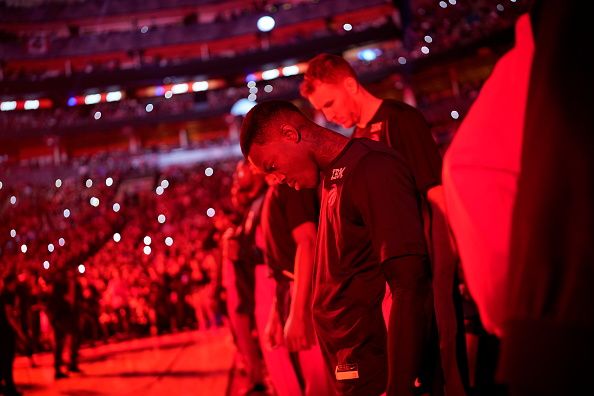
[12,327,261,396]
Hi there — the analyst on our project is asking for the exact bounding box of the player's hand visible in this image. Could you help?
[223,238,240,261]
[264,308,284,350]
[284,311,316,352]
[15,330,29,346]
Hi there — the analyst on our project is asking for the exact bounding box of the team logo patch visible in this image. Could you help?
[335,363,359,381]
[331,167,346,180]
[370,122,383,133]
[327,184,338,207]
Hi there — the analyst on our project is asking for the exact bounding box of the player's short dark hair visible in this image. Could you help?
[300,53,358,97]
[240,100,304,157]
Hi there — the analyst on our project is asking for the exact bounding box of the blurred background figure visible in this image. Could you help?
[501,1,594,395]
[46,268,83,379]
[222,160,269,395]
[1,274,27,396]
[444,1,593,396]
[442,9,535,396]
[15,270,42,369]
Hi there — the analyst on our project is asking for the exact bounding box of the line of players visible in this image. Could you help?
[222,53,468,396]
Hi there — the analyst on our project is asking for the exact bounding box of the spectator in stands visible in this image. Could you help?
[0,274,27,396]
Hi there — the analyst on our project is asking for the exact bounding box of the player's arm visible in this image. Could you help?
[264,295,284,349]
[352,152,432,395]
[4,301,28,343]
[427,184,458,271]
[284,221,318,351]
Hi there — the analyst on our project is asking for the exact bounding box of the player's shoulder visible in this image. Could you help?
[351,139,407,173]
[344,141,414,196]
[382,99,420,113]
[381,98,424,117]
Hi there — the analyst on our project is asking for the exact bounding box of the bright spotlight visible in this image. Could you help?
[171,83,189,94]
[85,94,101,105]
[192,81,209,92]
[0,101,17,111]
[261,69,280,80]
[231,98,257,116]
[357,48,380,62]
[24,100,40,110]
[257,16,275,32]
[106,91,122,102]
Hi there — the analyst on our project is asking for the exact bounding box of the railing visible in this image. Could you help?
[0,0,388,60]
[1,0,233,23]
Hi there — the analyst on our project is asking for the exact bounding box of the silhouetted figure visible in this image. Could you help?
[502,1,594,395]
[1,274,26,396]
[47,269,82,379]
[15,271,40,367]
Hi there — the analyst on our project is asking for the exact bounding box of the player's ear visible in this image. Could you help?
[343,77,358,95]
[280,124,301,143]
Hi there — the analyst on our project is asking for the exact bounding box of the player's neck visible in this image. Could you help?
[356,92,382,129]
[313,129,349,171]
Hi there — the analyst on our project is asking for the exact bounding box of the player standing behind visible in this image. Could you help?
[301,54,467,396]
[241,100,432,396]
